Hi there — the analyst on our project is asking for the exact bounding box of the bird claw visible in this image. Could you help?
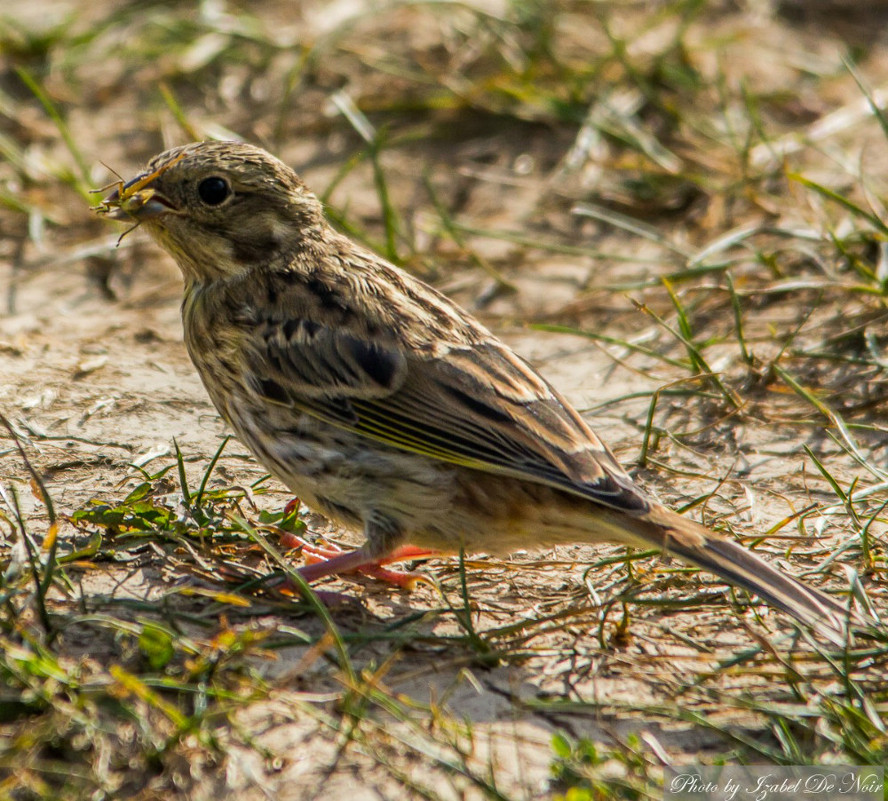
[279,532,436,589]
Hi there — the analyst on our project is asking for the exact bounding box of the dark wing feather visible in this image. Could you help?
[248,315,648,513]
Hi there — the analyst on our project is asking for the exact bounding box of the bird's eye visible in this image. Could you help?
[197,176,230,206]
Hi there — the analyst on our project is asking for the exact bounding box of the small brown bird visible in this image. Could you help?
[98,140,863,643]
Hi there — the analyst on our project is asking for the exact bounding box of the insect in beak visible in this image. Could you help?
[92,150,186,221]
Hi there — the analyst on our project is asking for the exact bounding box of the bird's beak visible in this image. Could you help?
[96,150,187,222]
[100,183,178,221]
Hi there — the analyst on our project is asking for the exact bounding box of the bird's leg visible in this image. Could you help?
[280,530,437,588]
[281,498,438,589]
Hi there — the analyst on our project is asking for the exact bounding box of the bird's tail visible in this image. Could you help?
[592,503,870,646]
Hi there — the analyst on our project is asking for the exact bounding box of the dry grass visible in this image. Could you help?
[1,1,887,799]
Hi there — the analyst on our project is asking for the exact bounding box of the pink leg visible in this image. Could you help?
[280,533,438,589]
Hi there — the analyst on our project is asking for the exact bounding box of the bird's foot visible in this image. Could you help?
[280,532,437,589]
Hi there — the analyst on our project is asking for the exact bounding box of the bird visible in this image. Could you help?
[96,139,865,644]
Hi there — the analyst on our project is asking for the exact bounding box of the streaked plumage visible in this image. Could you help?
[98,140,868,644]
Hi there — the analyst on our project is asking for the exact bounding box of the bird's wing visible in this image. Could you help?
[245,315,649,513]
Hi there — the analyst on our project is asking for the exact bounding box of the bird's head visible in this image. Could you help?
[97,140,325,283]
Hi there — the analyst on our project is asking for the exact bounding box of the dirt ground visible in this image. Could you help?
[1,2,888,799]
